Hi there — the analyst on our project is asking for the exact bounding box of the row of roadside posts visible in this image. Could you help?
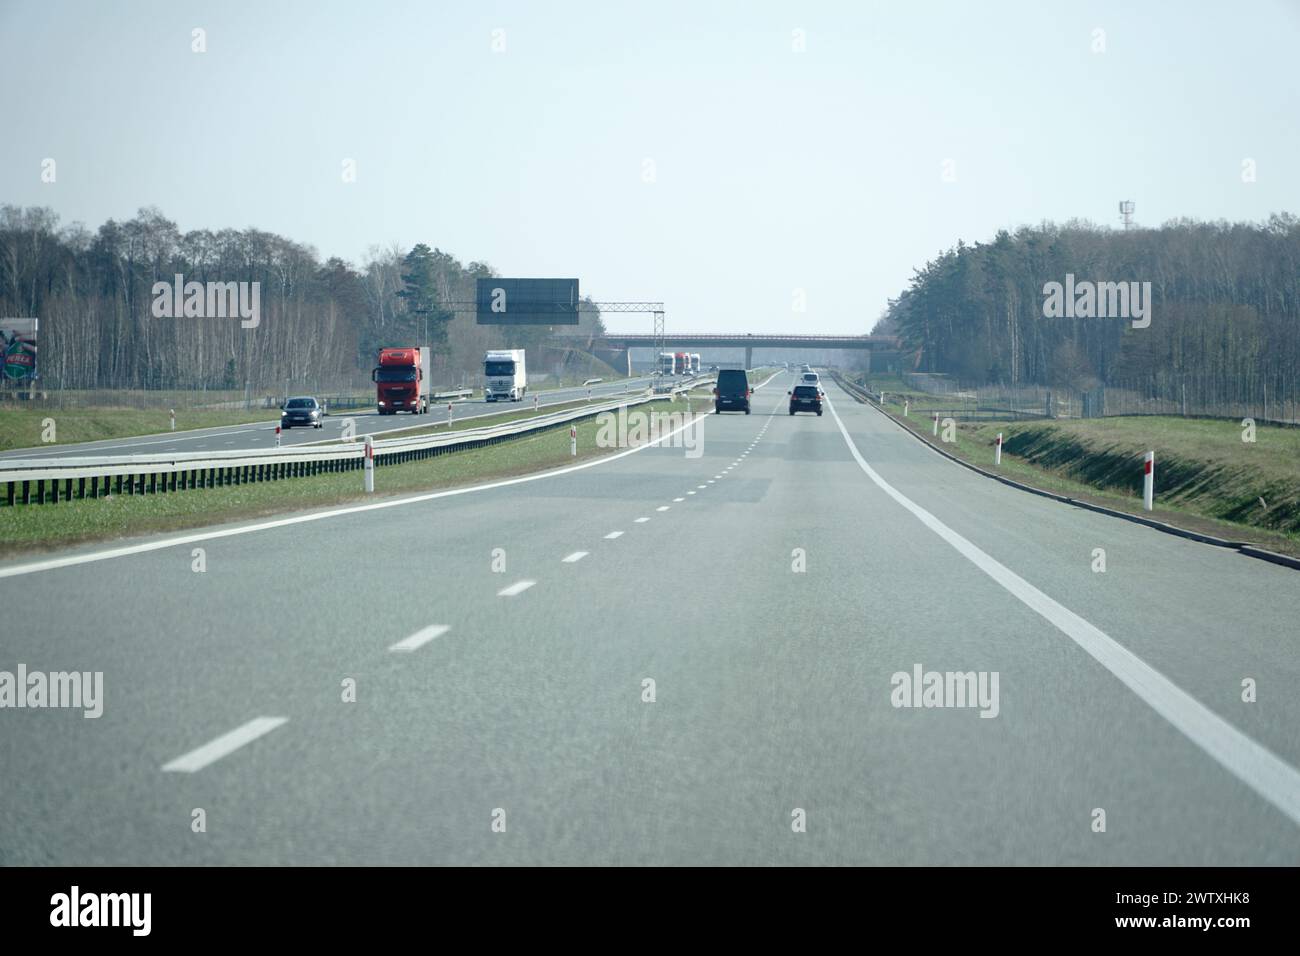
[923,411,1153,511]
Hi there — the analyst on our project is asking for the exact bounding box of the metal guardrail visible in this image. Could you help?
[0,389,696,507]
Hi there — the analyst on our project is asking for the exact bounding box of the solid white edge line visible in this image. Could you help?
[389,624,451,652]
[0,403,708,579]
[161,716,288,773]
[825,393,1300,828]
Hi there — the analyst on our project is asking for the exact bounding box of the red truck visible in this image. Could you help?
[372,346,431,415]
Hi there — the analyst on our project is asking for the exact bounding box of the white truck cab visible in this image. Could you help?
[484,349,527,401]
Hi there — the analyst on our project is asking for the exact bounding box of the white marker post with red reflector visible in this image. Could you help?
[995,432,1002,466]
[364,435,374,493]
[933,413,939,436]
[275,425,281,448]
[1143,451,1154,511]
[570,424,577,457]
[447,402,453,426]
[534,394,539,412]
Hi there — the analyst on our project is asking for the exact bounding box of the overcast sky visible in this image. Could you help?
[3,0,1298,333]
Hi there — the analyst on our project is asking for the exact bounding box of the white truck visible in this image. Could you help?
[484,349,527,402]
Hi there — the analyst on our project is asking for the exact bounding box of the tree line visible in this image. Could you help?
[876,214,1300,404]
[0,205,605,392]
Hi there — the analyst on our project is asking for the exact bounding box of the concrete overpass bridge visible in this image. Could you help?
[556,332,902,373]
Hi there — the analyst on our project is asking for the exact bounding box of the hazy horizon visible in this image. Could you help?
[4,0,1298,333]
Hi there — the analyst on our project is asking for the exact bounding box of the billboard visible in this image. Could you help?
[476,278,579,325]
[1,318,38,383]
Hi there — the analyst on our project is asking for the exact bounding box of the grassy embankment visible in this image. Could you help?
[840,373,1300,556]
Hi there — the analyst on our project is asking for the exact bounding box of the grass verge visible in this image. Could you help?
[0,407,280,452]
[846,381,1300,557]
[0,398,703,557]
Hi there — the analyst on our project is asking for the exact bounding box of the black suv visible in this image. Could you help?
[281,396,324,429]
[714,369,751,414]
[789,384,823,416]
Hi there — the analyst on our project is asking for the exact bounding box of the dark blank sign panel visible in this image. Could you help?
[476,278,579,325]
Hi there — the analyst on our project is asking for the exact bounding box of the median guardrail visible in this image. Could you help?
[0,388,697,507]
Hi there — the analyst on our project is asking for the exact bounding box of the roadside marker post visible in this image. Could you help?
[995,432,1002,466]
[534,394,539,412]
[933,413,939,436]
[275,425,281,448]
[904,399,909,417]
[170,409,175,431]
[587,388,592,402]
[1143,451,1154,511]
[570,425,577,457]
[364,435,375,493]
[448,402,453,426]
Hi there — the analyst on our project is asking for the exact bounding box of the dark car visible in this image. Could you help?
[281,396,324,429]
[714,369,751,414]
[789,384,823,416]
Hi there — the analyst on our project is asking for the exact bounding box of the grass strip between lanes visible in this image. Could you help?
[0,398,705,556]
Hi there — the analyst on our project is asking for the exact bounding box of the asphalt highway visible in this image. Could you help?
[2,375,1298,864]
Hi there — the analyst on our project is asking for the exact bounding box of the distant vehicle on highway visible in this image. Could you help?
[281,396,324,429]
[800,370,820,386]
[788,384,823,416]
[484,349,527,402]
[373,346,430,415]
[714,368,751,414]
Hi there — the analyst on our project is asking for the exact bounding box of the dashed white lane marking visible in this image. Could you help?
[635,517,650,523]
[714,475,722,479]
[162,717,288,773]
[389,624,451,652]
[687,491,696,495]
[562,551,588,563]
[604,531,624,539]
[697,484,707,489]
[656,505,670,512]
[673,497,684,502]
[826,395,1300,829]
[497,579,536,597]
[707,480,715,484]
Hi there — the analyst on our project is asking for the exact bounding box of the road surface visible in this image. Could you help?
[2,375,1298,864]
